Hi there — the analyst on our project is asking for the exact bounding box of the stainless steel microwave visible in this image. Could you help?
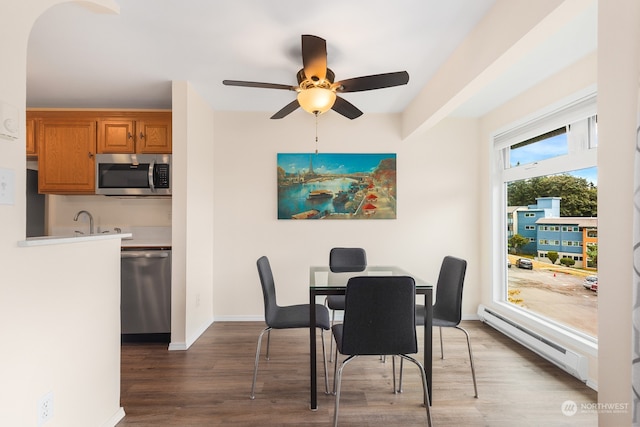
[95,154,171,196]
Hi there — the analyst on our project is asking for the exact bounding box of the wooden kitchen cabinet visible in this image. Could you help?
[37,119,97,194]
[26,117,37,158]
[98,119,135,153]
[27,109,171,194]
[98,113,172,154]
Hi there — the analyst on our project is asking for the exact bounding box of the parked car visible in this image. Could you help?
[515,258,533,269]
[583,275,598,292]
[507,258,511,268]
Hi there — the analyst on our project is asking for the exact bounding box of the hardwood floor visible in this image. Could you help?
[118,321,597,426]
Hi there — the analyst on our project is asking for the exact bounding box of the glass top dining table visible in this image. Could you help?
[308,265,434,410]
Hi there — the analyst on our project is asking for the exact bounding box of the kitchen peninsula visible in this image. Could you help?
[18,232,132,247]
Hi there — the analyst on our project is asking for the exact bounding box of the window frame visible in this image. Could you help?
[491,92,598,347]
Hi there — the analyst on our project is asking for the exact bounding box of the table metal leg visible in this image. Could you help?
[424,290,433,404]
[310,288,318,410]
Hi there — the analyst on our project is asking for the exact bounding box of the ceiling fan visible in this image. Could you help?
[223,34,409,120]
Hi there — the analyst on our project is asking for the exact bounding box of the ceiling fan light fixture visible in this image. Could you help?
[224,35,408,119]
[297,87,336,115]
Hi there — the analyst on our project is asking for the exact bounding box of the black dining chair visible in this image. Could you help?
[251,256,331,399]
[332,276,432,427]
[326,247,367,361]
[399,255,478,398]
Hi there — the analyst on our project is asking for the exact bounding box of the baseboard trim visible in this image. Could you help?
[211,314,481,322]
[213,315,264,322]
[102,406,125,427]
[168,341,187,351]
[169,318,214,351]
[185,318,214,348]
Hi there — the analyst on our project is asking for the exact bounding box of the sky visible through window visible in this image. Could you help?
[510,133,597,184]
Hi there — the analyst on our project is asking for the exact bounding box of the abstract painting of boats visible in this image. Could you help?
[277,153,396,220]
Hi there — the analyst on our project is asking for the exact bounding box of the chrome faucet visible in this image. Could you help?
[73,210,94,235]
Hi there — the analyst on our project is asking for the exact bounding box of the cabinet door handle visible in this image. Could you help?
[88,152,94,158]
[127,132,133,140]
[139,132,145,140]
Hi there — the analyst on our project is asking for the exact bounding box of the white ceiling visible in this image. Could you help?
[26,0,596,118]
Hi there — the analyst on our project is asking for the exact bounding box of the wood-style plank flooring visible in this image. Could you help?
[117,321,597,426]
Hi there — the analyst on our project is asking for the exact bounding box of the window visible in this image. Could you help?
[509,127,567,167]
[496,94,598,339]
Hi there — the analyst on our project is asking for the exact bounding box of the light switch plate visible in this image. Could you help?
[0,168,16,205]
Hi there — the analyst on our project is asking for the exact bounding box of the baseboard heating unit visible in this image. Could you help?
[477,305,588,382]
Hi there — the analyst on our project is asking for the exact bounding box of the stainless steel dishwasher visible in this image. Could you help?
[121,247,171,342]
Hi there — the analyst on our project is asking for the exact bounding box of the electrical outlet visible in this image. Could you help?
[37,392,53,426]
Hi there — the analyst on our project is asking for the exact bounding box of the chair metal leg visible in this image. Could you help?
[329,309,336,362]
[321,329,330,394]
[252,327,329,399]
[399,354,433,427]
[333,355,357,427]
[250,327,271,399]
[399,325,478,398]
[392,355,397,394]
[397,357,404,393]
[265,329,272,360]
[455,325,479,398]
[398,326,442,391]
[334,354,430,426]
[333,346,339,395]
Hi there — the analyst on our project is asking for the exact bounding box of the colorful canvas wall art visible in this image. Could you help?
[277,153,397,220]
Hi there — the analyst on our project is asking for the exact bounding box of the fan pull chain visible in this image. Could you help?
[314,112,319,154]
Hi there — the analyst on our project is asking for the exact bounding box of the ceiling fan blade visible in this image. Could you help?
[301,35,327,82]
[270,99,300,119]
[333,71,409,93]
[331,96,363,120]
[223,80,297,91]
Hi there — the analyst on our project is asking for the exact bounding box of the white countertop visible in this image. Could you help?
[18,232,133,247]
[22,226,172,248]
[120,226,171,248]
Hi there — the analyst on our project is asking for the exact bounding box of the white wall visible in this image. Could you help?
[0,2,125,426]
[596,1,639,425]
[171,81,216,349]
[0,239,124,427]
[211,111,480,318]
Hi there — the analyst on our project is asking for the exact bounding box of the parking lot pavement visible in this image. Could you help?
[507,258,597,337]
